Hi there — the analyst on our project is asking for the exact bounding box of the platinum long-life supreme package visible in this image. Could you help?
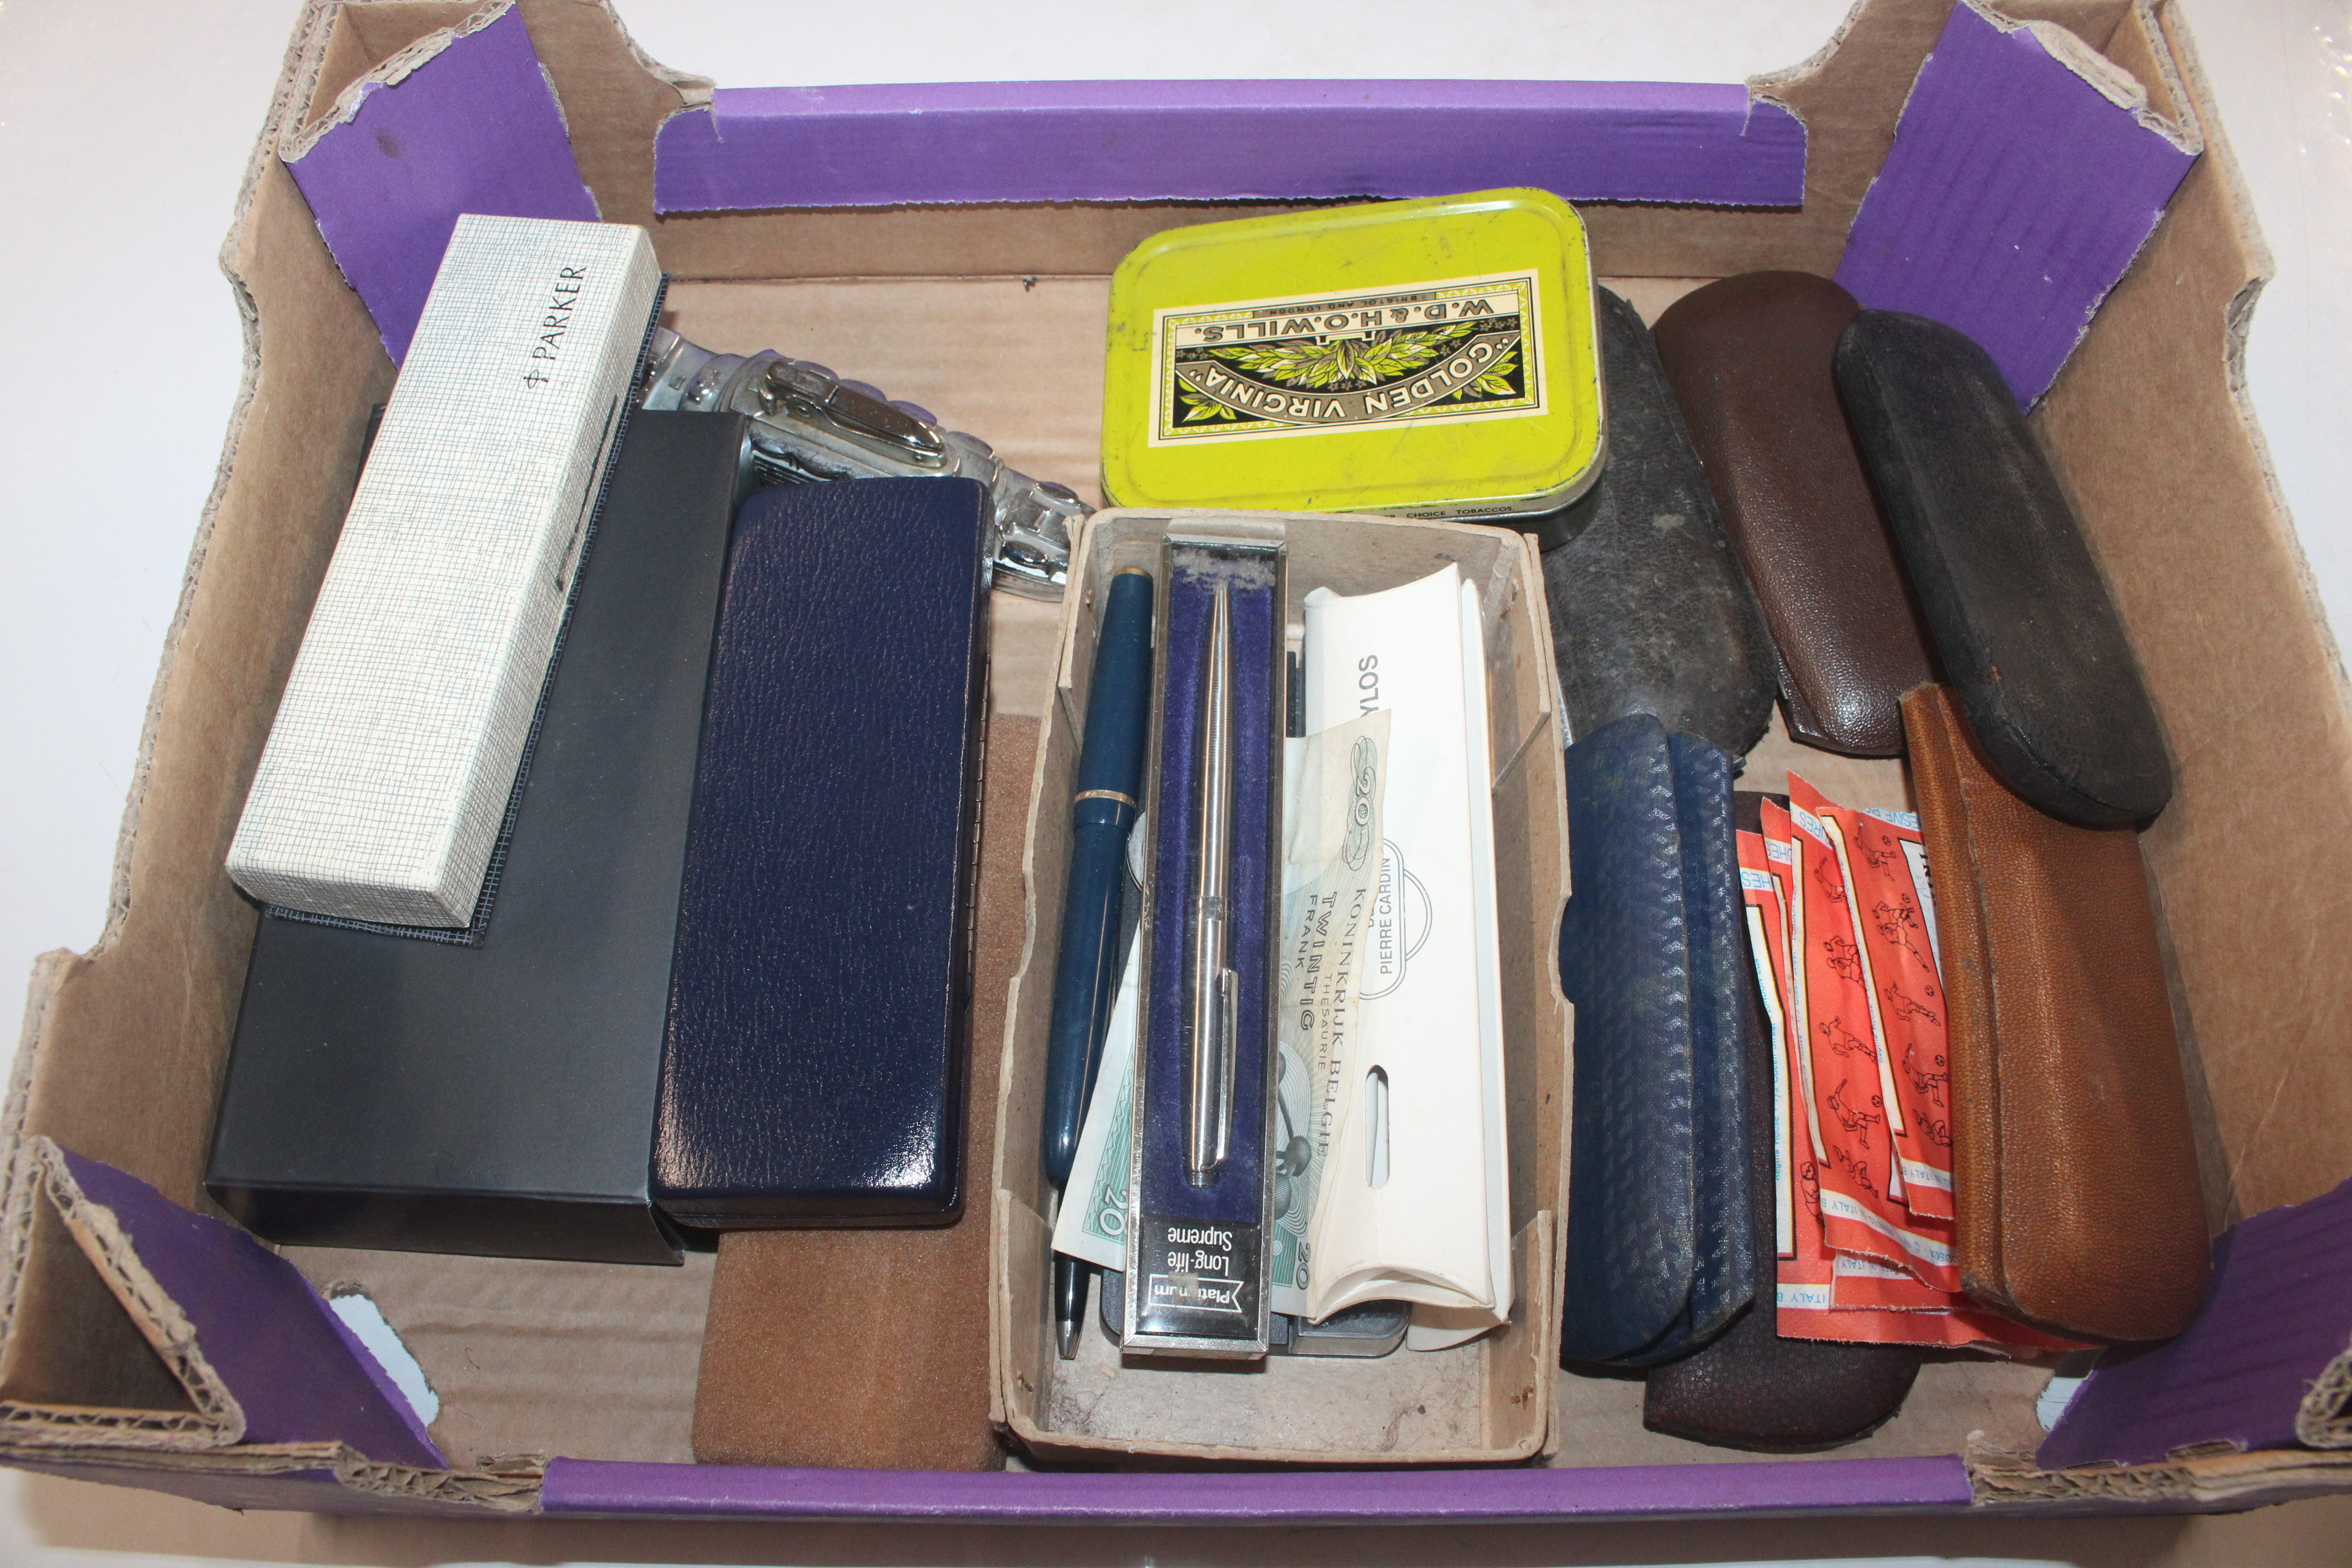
[1123,535,1287,1359]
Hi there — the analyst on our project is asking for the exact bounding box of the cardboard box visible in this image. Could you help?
[4,0,2350,1523]
[992,508,1566,1463]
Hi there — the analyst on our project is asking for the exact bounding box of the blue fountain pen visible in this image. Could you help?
[1044,566,1156,1359]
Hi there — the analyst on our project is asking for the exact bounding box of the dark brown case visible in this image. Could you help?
[1650,273,1934,757]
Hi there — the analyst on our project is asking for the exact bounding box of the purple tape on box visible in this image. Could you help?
[53,1147,445,1469]
[284,3,600,365]
[653,79,1805,211]
[2038,1176,2352,1470]
[1832,1,2196,408]
[541,1453,1975,1521]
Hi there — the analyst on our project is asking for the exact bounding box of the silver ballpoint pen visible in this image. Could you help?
[1186,583,1240,1185]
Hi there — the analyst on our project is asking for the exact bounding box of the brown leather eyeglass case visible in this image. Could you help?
[1651,273,1933,757]
[1902,685,2209,1343]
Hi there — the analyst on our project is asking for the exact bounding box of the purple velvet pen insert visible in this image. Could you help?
[1126,538,1285,1357]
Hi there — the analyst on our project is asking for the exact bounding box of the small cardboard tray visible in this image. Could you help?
[991,508,1568,1464]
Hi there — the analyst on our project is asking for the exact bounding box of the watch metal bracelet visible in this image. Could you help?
[639,327,1086,600]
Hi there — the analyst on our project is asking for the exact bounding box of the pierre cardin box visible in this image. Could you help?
[1100,189,1605,526]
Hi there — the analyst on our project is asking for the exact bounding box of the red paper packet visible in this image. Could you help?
[1770,798,1959,1292]
[1740,826,1976,1347]
[1737,829,1800,1262]
[1789,777,1956,1224]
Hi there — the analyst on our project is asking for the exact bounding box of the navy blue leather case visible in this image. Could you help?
[1668,731,1755,1362]
[1558,715,1752,1366]
[208,412,749,1265]
[652,477,992,1227]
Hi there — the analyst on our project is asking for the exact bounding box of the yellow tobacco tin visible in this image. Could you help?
[1102,189,1603,523]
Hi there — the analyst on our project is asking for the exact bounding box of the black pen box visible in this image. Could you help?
[207,411,750,1266]
[992,508,1569,1463]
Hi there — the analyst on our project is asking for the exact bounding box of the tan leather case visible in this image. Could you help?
[1903,686,2209,1342]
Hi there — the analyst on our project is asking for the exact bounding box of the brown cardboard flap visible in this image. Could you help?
[0,1139,533,1518]
[0,1437,537,1513]
[286,1,497,159]
[1969,1435,2352,1510]
[0,1143,225,1448]
[2034,0,2352,1223]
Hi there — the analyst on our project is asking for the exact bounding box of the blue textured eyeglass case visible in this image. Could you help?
[1557,714,1752,1367]
[652,477,993,1228]
[1541,288,1778,757]
[1665,731,1755,1363]
[1835,309,2170,826]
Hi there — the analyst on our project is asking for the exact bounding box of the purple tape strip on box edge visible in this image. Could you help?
[538,1453,1975,1521]
[284,4,599,366]
[2038,1175,2352,1471]
[1831,3,2196,408]
[54,1148,446,1470]
[653,80,1806,212]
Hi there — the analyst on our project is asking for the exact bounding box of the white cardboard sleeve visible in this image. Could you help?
[226,214,660,926]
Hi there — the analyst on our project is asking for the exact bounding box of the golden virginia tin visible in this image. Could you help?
[1102,190,1604,524]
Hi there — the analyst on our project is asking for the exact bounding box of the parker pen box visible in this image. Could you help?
[227,214,661,927]
[1101,191,1606,525]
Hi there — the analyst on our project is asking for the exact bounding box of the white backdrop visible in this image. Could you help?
[1,2,2347,1563]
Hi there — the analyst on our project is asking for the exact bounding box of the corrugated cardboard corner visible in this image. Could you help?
[1970,1435,2352,1511]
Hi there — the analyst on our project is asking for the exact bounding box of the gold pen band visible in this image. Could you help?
[1073,789,1138,808]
